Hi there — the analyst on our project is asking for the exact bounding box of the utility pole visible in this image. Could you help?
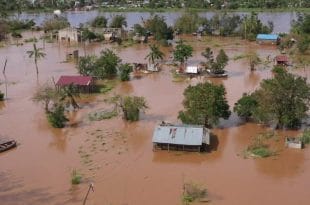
[82,183,94,205]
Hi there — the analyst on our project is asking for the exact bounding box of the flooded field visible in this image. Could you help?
[1,32,310,205]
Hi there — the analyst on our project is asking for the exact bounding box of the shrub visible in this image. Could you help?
[0,91,4,101]
[182,182,207,204]
[11,30,22,38]
[42,17,70,32]
[47,104,68,128]
[119,63,133,81]
[251,147,272,158]
[272,65,286,75]
[71,169,82,185]
[301,129,310,144]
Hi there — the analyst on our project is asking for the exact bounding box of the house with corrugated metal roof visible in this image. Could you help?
[56,75,94,92]
[152,123,210,152]
[274,55,289,66]
[256,34,280,44]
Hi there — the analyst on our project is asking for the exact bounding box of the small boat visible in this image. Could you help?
[0,139,17,153]
[206,69,228,78]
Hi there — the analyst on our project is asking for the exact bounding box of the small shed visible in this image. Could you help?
[56,76,94,92]
[57,27,81,43]
[256,34,279,44]
[274,55,289,66]
[147,63,160,72]
[285,137,303,149]
[152,124,210,152]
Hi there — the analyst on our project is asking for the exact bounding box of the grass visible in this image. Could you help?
[93,79,118,94]
[245,132,277,158]
[182,182,208,205]
[301,129,310,145]
[171,69,187,82]
[71,169,82,185]
[88,109,118,121]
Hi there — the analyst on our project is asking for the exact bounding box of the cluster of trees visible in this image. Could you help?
[234,71,310,128]
[202,47,229,74]
[178,70,310,129]
[33,83,80,128]
[174,12,273,40]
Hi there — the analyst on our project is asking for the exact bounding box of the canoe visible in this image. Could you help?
[0,140,17,153]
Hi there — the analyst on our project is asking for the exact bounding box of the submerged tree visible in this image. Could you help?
[112,95,148,121]
[32,83,58,112]
[173,40,193,68]
[178,81,231,127]
[91,16,108,28]
[235,72,310,128]
[96,49,121,78]
[26,43,46,75]
[145,44,164,64]
[119,63,133,81]
[233,93,258,121]
[47,104,68,128]
[109,15,127,28]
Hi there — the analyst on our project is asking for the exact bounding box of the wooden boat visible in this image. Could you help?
[206,69,228,78]
[0,139,17,153]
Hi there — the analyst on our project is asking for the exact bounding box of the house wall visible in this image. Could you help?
[58,28,79,42]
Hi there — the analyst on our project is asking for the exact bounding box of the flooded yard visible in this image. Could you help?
[1,32,310,205]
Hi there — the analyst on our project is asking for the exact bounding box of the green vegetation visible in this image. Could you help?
[178,81,231,127]
[81,27,105,42]
[272,65,286,75]
[26,43,46,75]
[245,133,276,158]
[88,109,118,121]
[109,15,127,28]
[233,93,258,120]
[202,47,228,74]
[301,129,310,145]
[47,104,68,128]
[112,95,148,121]
[0,90,4,101]
[174,12,203,34]
[90,16,108,28]
[71,169,82,185]
[119,63,133,81]
[77,49,121,79]
[234,72,310,128]
[42,17,70,32]
[145,44,164,64]
[182,182,208,205]
[173,40,193,68]
[143,14,174,43]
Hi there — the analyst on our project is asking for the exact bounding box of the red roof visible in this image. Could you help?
[56,76,93,86]
[275,55,288,62]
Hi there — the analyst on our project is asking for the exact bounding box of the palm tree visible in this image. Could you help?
[27,43,46,75]
[145,44,164,64]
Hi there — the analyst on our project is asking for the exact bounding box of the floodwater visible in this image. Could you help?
[18,10,298,33]
[1,32,310,205]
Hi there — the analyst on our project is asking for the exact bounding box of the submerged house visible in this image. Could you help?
[56,75,94,92]
[57,27,81,43]
[256,34,280,44]
[274,55,289,66]
[152,124,210,152]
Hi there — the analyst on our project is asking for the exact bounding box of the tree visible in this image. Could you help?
[144,15,174,42]
[233,93,258,121]
[77,55,97,76]
[47,104,68,128]
[201,47,214,64]
[178,81,231,127]
[113,95,148,121]
[91,16,108,28]
[109,15,127,28]
[247,51,261,71]
[215,49,229,71]
[42,16,70,32]
[96,49,121,78]
[32,83,58,112]
[145,44,164,64]
[173,40,193,68]
[59,84,80,109]
[174,12,202,34]
[236,72,310,128]
[119,63,133,81]
[26,43,46,75]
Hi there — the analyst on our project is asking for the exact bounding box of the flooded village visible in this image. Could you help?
[1,4,310,205]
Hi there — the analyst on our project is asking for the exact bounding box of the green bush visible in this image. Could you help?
[251,147,272,158]
[71,169,82,185]
[47,104,68,128]
[0,91,4,101]
[272,65,286,75]
[301,129,310,144]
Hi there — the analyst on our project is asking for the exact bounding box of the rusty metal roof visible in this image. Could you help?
[56,76,93,86]
[275,55,288,62]
[152,124,210,146]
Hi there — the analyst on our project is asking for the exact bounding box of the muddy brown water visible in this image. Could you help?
[0,33,310,205]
